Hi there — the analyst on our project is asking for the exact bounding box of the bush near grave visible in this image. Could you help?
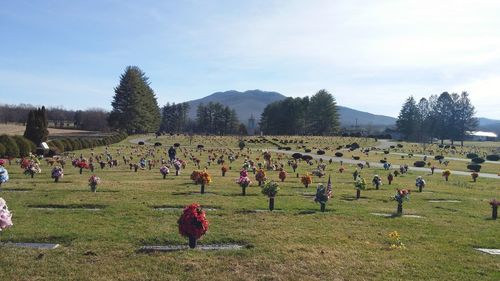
[471,157,485,164]
[466,153,478,159]
[414,161,426,167]
[486,155,500,161]
[317,150,325,155]
[335,152,343,157]
[435,155,444,160]
[467,164,481,172]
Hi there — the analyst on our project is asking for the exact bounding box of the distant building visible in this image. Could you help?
[466,131,498,141]
[247,114,256,135]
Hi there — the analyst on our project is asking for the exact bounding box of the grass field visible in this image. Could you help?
[0,135,498,280]
[0,123,101,137]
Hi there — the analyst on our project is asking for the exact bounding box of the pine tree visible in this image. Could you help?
[306,89,340,135]
[396,96,419,140]
[24,106,49,145]
[108,66,161,134]
[454,91,478,146]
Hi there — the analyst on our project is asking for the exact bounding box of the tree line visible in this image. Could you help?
[396,91,478,145]
[259,89,340,135]
[0,104,110,132]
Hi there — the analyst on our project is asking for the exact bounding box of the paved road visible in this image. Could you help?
[268,148,500,179]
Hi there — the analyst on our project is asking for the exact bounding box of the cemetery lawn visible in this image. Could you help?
[0,135,498,281]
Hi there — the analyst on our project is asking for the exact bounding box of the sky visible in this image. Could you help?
[1,0,500,119]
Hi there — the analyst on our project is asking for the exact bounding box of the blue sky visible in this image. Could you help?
[1,0,500,119]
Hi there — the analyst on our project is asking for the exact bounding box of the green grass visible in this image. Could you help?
[0,135,498,280]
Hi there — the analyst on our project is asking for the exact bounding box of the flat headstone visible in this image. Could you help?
[154,207,217,211]
[370,213,423,218]
[475,248,500,255]
[30,207,101,211]
[254,209,284,213]
[2,242,60,249]
[428,200,461,203]
[139,244,244,252]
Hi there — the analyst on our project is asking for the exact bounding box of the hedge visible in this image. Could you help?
[486,155,500,161]
[471,157,485,164]
[414,161,426,167]
[467,164,481,172]
[0,134,20,158]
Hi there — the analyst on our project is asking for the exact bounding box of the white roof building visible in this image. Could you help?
[466,131,498,138]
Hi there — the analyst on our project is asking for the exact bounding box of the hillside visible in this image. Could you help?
[186,90,397,127]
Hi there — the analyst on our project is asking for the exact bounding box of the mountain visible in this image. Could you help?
[186,90,397,127]
[186,90,286,121]
[478,117,500,134]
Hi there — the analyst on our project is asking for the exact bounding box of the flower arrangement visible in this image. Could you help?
[278,170,287,182]
[301,174,312,188]
[88,175,101,192]
[388,231,405,250]
[221,165,228,177]
[490,199,499,220]
[372,175,382,190]
[24,161,41,178]
[160,165,170,179]
[471,172,479,182]
[51,166,64,182]
[255,169,266,186]
[338,166,345,173]
[261,181,280,211]
[291,162,298,172]
[261,181,279,198]
[314,180,332,212]
[192,170,211,194]
[177,203,209,248]
[190,170,201,183]
[0,198,13,231]
[173,159,182,175]
[311,169,325,178]
[415,176,426,192]
[236,173,251,196]
[354,176,366,199]
[0,162,9,187]
[393,189,410,214]
[442,169,451,181]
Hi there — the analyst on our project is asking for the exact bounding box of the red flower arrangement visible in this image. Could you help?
[221,166,228,176]
[471,172,479,182]
[178,203,209,248]
[278,170,287,182]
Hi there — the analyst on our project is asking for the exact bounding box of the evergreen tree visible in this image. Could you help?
[432,92,455,144]
[306,89,340,135]
[108,66,161,134]
[23,106,49,145]
[454,91,478,146]
[396,96,419,140]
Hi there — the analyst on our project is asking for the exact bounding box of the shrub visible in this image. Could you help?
[292,153,302,159]
[350,143,360,150]
[0,134,20,158]
[467,164,481,172]
[13,136,34,157]
[0,143,5,157]
[335,152,343,157]
[284,147,291,151]
[434,155,444,160]
[466,153,478,159]
[48,139,65,153]
[471,157,485,164]
[304,149,312,153]
[414,161,426,167]
[390,145,395,149]
[138,141,145,145]
[380,159,387,163]
[397,144,403,148]
[352,156,360,160]
[384,150,389,154]
[301,155,313,162]
[154,142,162,147]
[61,139,73,151]
[174,143,180,147]
[486,155,500,161]
[317,150,325,155]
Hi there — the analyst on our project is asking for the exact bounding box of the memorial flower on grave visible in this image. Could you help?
[471,172,479,182]
[311,168,325,178]
[392,189,410,215]
[178,203,209,249]
[301,174,312,188]
[372,175,382,190]
[442,169,451,181]
[88,175,101,192]
[278,169,287,182]
[314,176,332,212]
[388,231,405,250]
[221,165,228,177]
[489,199,500,220]
[255,169,266,186]
[173,159,182,175]
[160,165,169,179]
[0,160,9,188]
[236,170,251,196]
[338,166,345,173]
[354,176,366,199]
[76,159,89,174]
[0,197,13,231]
[51,166,64,183]
[261,181,280,211]
[193,170,211,194]
[23,159,41,178]
[415,176,426,192]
